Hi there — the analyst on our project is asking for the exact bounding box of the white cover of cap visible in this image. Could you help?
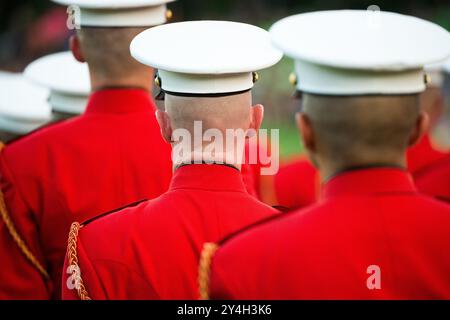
[53,0,173,9]
[52,0,174,27]
[0,72,52,134]
[443,58,450,74]
[270,10,450,95]
[424,60,450,87]
[24,52,90,114]
[130,20,283,94]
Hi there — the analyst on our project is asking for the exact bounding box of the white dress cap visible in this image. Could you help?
[24,52,91,115]
[0,72,52,135]
[130,20,283,95]
[52,0,175,27]
[425,58,450,88]
[270,10,450,95]
[443,58,450,74]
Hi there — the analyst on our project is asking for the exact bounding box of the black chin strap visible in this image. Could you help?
[155,89,251,101]
[176,161,240,172]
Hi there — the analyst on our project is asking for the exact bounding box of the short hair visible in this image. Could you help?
[302,93,420,164]
[165,91,252,133]
[77,27,150,79]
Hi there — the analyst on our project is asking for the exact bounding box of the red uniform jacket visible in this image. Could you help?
[406,133,448,177]
[0,89,173,299]
[415,155,450,203]
[241,138,272,200]
[62,164,278,300]
[210,168,450,299]
[272,134,448,211]
[274,157,319,210]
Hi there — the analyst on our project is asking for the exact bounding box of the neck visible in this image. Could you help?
[88,69,153,93]
[319,155,407,182]
[172,150,243,173]
[175,162,240,172]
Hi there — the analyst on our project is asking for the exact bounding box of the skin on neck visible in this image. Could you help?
[156,91,264,172]
[316,148,407,181]
[297,93,428,181]
[87,67,154,92]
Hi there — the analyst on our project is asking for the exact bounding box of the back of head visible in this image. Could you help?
[162,91,257,166]
[77,27,152,85]
[165,91,252,134]
[302,94,421,169]
[420,87,444,126]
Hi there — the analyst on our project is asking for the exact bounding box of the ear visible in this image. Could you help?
[155,110,173,144]
[69,34,86,63]
[249,104,264,131]
[296,112,315,153]
[408,111,429,147]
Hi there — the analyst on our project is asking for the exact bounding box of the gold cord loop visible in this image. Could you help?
[67,222,91,300]
[0,143,50,280]
[198,242,219,300]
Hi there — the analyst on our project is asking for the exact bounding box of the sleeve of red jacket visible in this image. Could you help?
[209,250,239,300]
[62,230,159,300]
[0,154,50,299]
[61,235,107,300]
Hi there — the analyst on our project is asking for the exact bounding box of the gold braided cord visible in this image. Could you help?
[0,143,50,280]
[67,222,91,300]
[198,242,219,300]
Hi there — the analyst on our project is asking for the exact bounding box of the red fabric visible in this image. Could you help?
[62,164,279,300]
[274,157,319,209]
[210,168,450,299]
[240,162,259,199]
[271,133,449,211]
[407,134,448,175]
[0,89,173,299]
[415,155,450,203]
[240,137,272,200]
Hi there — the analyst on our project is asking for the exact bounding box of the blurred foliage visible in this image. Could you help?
[2,0,449,34]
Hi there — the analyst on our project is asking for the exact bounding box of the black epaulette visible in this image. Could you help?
[436,196,450,204]
[81,199,149,227]
[272,205,290,213]
[218,209,297,247]
[4,118,67,146]
[67,198,149,300]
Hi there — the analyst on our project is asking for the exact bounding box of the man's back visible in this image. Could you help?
[0,89,172,298]
[406,134,448,176]
[210,168,450,299]
[274,157,319,210]
[415,154,450,203]
[62,164,278,300]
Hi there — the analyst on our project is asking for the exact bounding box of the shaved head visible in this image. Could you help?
[165,91,253,133]
[156,90,264,168]
[299,93,425,176]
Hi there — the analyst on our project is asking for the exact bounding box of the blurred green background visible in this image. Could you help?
[1,0,449,159]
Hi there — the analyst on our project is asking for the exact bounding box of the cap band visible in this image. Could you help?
[425,70,444,88]
[158,88,251,100]
[158,70,254,95]
[0,115,49,135]
[76,4,167,27]
[295,61,426,95]
[49,91,88,115]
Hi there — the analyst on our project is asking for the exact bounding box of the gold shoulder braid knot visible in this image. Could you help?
[67,222,91,300]
[198,242,219,300]
[0,142,50,280]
